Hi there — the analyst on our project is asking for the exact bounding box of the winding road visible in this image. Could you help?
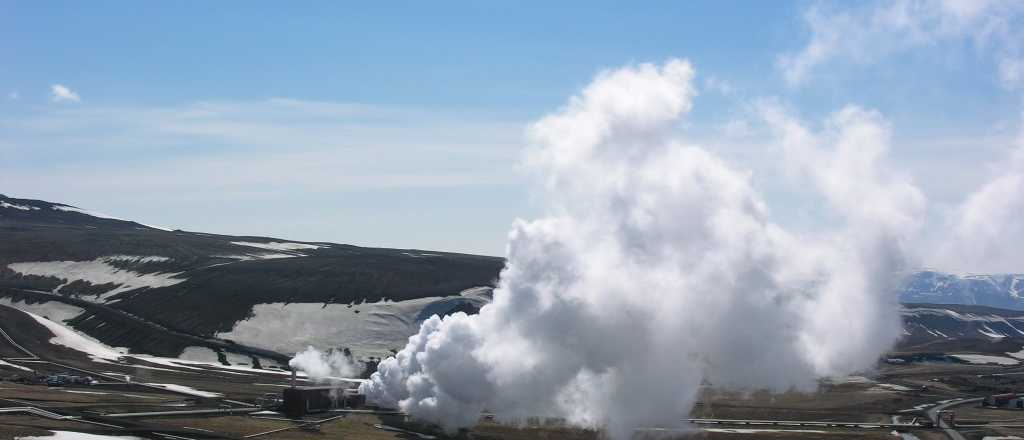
[926,397,985,440]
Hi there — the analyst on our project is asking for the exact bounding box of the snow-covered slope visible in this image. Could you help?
[20,309,128,362]
[3,305,296,378]
[8,257,186,302]
[218,287,492,358]
[15,431,148,440]
[0,194,505,362]
[900,271,1024,310]
[230,241,326,252]
[901,305,1024,341]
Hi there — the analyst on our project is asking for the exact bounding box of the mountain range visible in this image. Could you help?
[900,270,1024,310]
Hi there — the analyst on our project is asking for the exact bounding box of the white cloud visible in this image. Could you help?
[8,91,18,100]
[779,0,1024,86]
[50,84,81,102]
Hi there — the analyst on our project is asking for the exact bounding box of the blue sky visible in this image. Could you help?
[2,1,1022,257]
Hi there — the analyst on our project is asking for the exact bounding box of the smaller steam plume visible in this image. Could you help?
[289,346,360,380]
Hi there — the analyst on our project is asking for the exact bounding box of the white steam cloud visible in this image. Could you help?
[361,59,923,438]
[289,346,359,380]
[936,110,1024,273]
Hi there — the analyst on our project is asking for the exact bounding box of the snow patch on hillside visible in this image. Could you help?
[903,307,1024,324]
[181,346,260,367]
[9,307,293,380]
[904,308,981,320]
[218,292,490,359]
[51,205,125,221]
[212,253,298,261]
[870,383,912,393]
[0,297,84,323]
[231,241,325,252]
[225,351,254,366]
[702,428,827,434]
[901,306,1024,340]
[980,325,1009,339]
[7,256,184,301]
[950,354,1020,365]
[459,286,493,301]
[0,359,32,371]
[179,346,220,363]
[102,255,171,264]
[823,375,874,385]
[905,322,951,338]
[132,353,301,377]
[402,252,441,258]
[127,355,206,371]
[21,310,127,362]
[61,390,108,395]
[1,201,39,210]
[16,430,147,440]
[142,383,223,398]
[1006,347,1024,359]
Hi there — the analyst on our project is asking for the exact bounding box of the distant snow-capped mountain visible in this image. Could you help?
[900,271,1024,310]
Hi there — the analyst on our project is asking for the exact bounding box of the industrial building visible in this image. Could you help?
[282,386,365,418]
[983,393,1024,409]
[279,370,367,418]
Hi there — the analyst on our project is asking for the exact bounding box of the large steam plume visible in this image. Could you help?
[361,59,923,438]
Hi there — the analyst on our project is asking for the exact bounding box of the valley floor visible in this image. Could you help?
[4,302,1024,440]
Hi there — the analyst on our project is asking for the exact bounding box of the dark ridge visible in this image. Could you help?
[0,194,505,356]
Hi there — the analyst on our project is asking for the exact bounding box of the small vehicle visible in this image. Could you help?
[46,375,69,387]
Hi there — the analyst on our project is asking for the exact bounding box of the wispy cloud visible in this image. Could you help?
[1001,57,1024,89]
[779,0,1024,86]
[7,91,18,100]
[703,75,735,96]
[1,97,528,253]
[3,98,523,199]
[50,84,81,102]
